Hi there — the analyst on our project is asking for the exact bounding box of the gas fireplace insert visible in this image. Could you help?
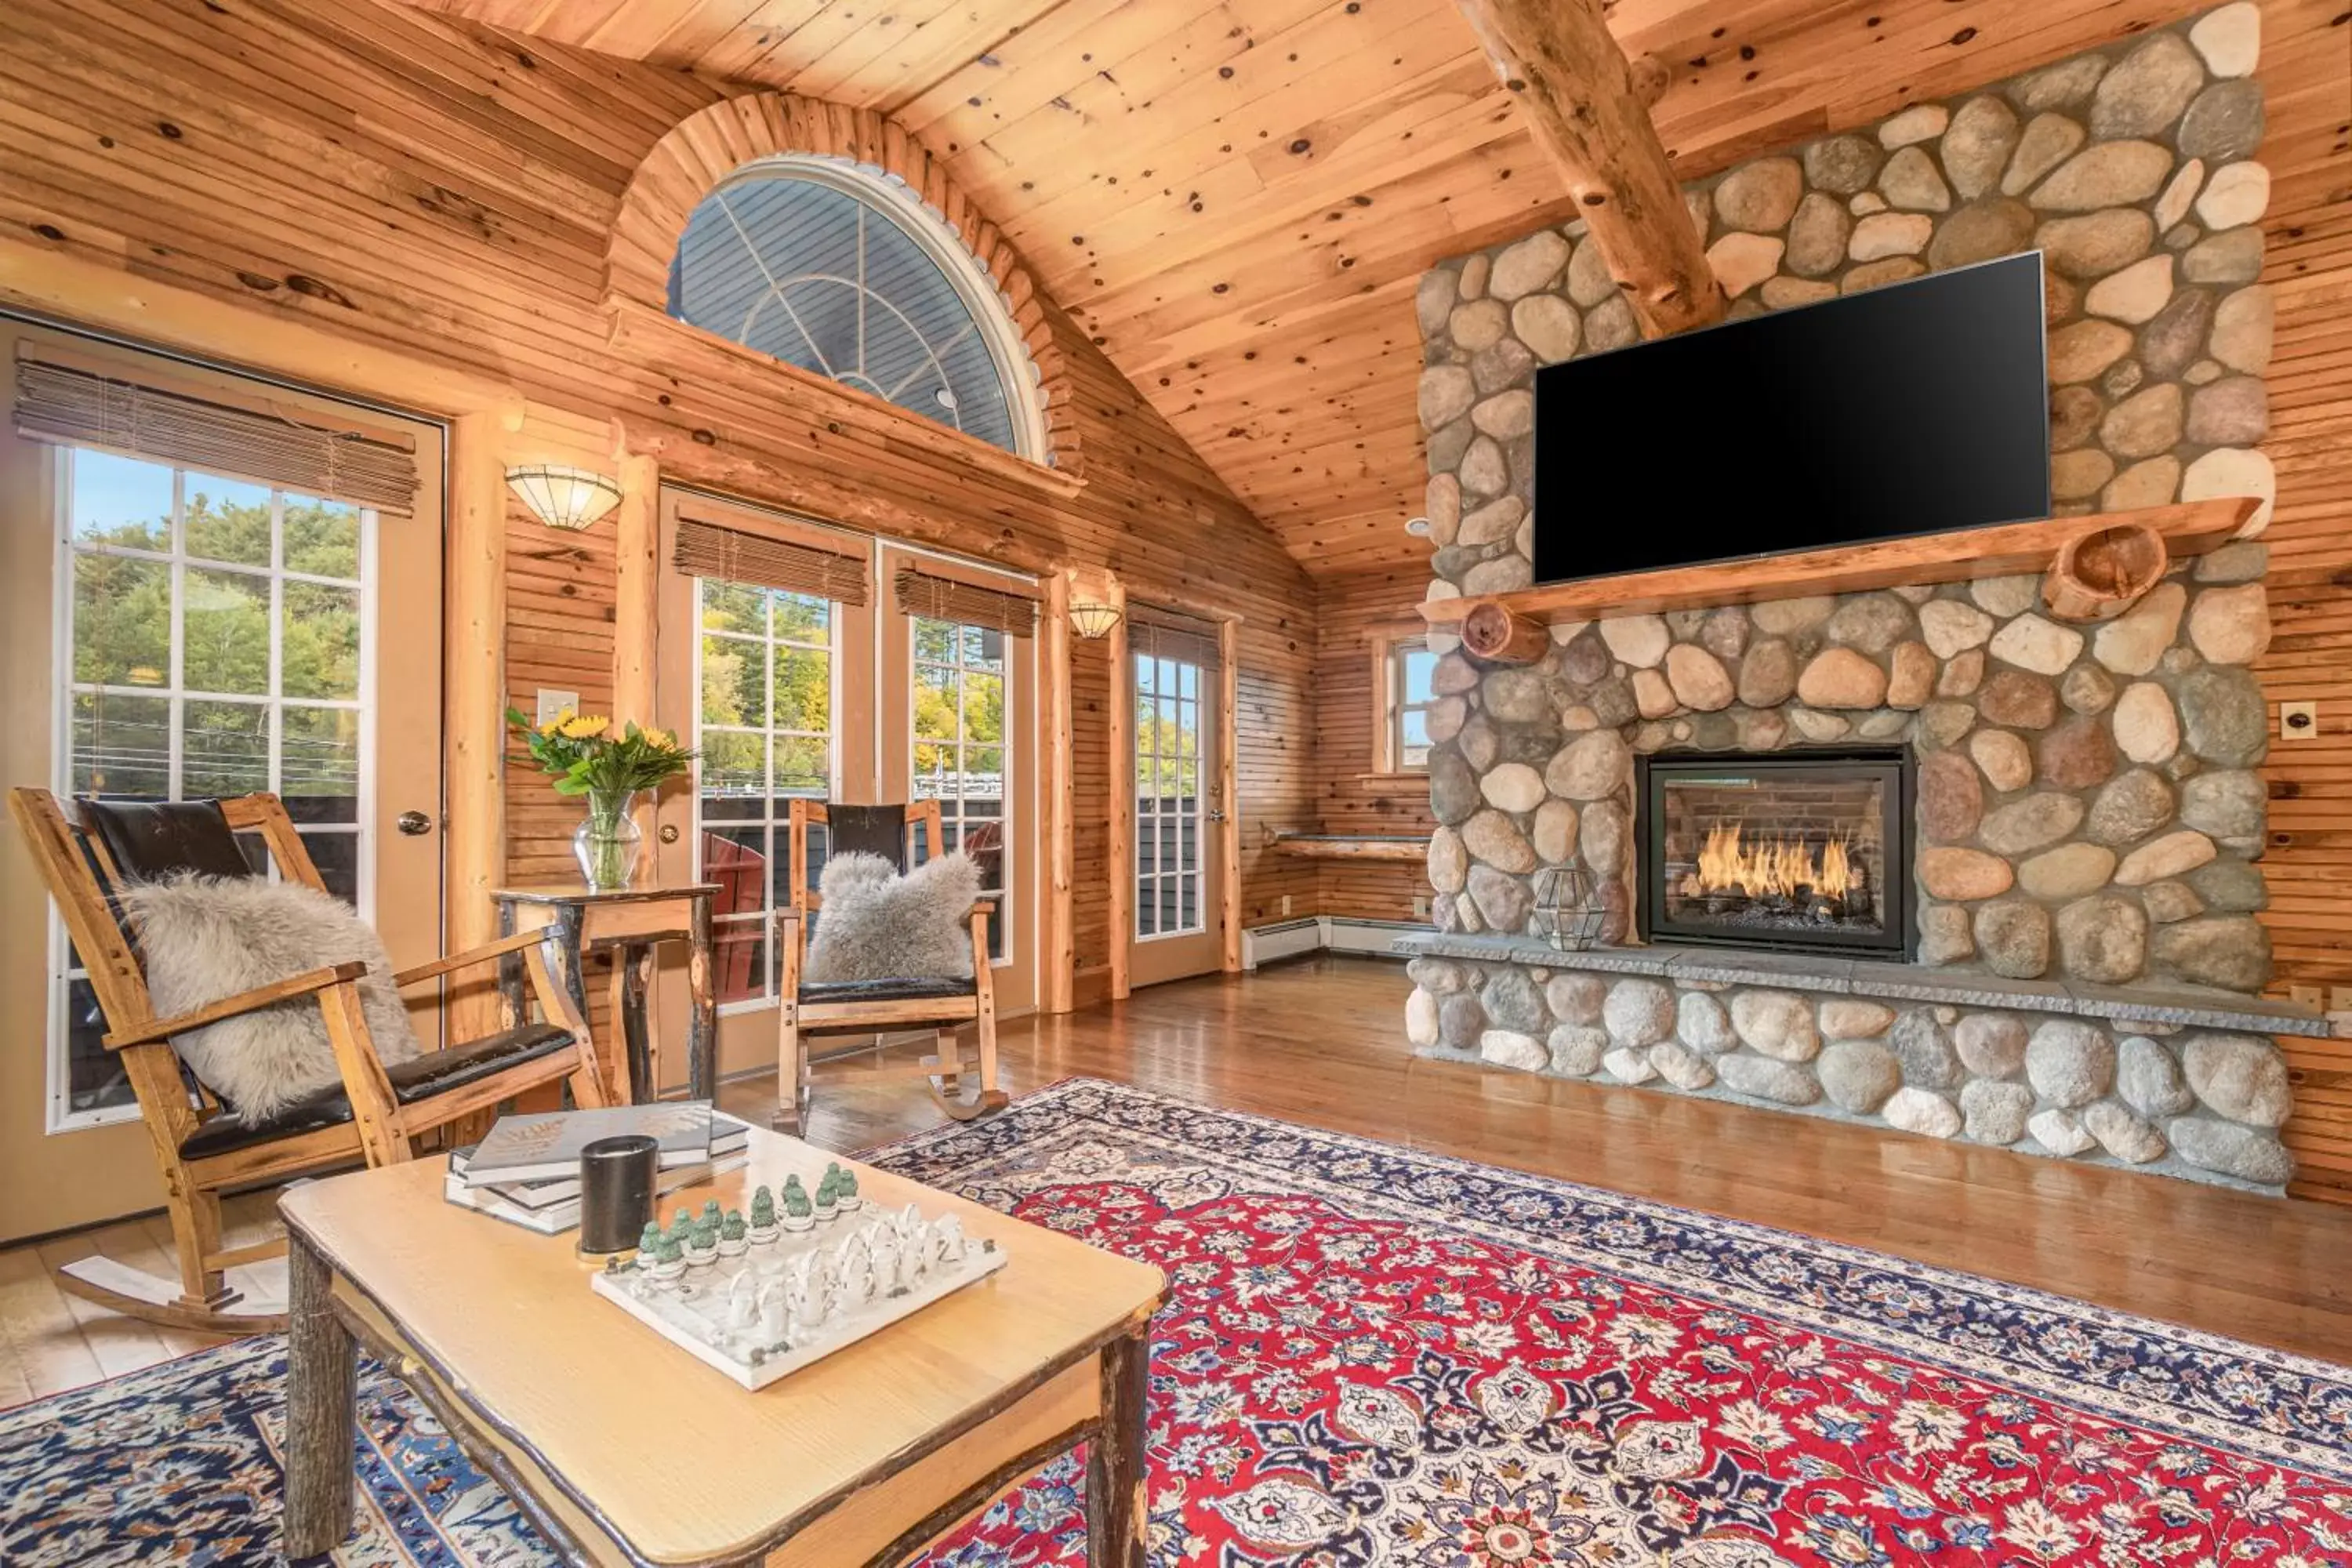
[1636,749,1914,957]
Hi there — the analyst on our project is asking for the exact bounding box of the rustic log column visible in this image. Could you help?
[1454,0,1726,337]
[1044,572,1077,1014]
[445,412,508,1043]
[1218,617,1243,974]
[611,446,660,727]
[281,1229,356,1558]
[1106,579,1133,1002]
[1087,1324,1152,1568]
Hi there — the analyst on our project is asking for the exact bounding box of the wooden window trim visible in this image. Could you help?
[1368,621,1434,776]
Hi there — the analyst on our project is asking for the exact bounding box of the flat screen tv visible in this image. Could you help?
[1531,252,2051,586]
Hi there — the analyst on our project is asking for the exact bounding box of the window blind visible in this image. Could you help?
[892,567,1039,637]
[13,356,421,515]
[1129,603,1223,669]
[672,518,872,605]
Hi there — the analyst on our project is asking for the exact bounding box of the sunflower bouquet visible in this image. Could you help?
[506,707,695,888]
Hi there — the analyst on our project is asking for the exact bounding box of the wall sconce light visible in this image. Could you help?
[505,464,622,531]
[1068,598,1124,640]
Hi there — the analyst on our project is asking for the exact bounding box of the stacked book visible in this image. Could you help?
[444,1102,752,1236]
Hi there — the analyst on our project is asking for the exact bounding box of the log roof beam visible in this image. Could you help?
[1453,0,1726,338]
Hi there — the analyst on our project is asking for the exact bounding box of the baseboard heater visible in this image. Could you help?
[1242,916,1431,968]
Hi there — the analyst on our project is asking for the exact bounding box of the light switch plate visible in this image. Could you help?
[1282,895,1293,916]
[2290,983,2325,1010]
[2281,699,2318,740]
[535,688,581,726]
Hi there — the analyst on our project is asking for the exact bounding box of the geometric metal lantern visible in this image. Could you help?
[1529,864,1608,952]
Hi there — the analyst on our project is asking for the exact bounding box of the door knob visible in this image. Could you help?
[1207,809,1229,822]
[396,810,433,837]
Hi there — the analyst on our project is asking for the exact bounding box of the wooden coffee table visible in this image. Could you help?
[279,1127,1167,1566]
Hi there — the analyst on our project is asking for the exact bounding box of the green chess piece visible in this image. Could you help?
[750,1186,776,1226]
[637,1221,662,1254]
[654,1234,683,1264]
[721,1210,747,1243]
[837,1168,859,1199]
[701,1198,722,1224]
[783,1179,813,1219]
[671,1208,695,1235]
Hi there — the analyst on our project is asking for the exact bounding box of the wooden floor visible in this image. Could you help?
[5,956,2350,1408]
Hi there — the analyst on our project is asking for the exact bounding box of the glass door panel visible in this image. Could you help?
[1128,618,1226,989]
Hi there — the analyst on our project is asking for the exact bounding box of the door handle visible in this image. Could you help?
[1207,809,1229,822]
[396,810,433,837]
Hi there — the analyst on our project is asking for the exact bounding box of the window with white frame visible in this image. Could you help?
[695,580,835,1006]
[1134,643,1204,939]
[53,447,371,1124]
[913,618,1009,960]
[668,159,1040,459]
[1384,634,1438,774]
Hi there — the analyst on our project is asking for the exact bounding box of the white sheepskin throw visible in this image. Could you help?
[118,874,421,1123]
[804,850,981,983]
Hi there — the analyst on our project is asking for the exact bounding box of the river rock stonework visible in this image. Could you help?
[1406,9,2291,1191]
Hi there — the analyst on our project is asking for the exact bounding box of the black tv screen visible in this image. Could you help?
[1531,253,2051,586]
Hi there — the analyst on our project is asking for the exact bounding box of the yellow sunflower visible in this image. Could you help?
[557,713,611,739]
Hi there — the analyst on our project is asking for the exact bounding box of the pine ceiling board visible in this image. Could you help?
[579,0,789,65]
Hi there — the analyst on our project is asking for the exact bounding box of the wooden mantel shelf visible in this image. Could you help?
[1266,832,1427,863]
[1419,498,2262,627]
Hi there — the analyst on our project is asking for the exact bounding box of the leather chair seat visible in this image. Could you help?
[799,975,977,1006]
[177,1023,576,1161]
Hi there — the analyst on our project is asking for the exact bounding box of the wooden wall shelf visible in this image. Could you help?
[1418,498,2261,628]
[1266,833,1428,863]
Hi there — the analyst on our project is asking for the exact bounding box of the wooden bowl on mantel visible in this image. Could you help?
[2042,519,2169,623]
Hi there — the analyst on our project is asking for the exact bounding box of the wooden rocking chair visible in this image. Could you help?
[774,799,1007,1134]
[9,788,610,1334]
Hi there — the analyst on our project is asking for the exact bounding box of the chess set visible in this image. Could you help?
[588,1158,1007,1390]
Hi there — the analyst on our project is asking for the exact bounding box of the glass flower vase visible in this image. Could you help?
[574,789,643,891]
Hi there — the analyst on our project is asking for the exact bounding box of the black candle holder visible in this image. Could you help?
[578,1134,658,1258]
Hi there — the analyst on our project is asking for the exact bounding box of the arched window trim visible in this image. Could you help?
[682,154,1050,464]
[604,90,1083,482]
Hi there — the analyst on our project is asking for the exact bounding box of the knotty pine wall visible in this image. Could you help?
[1312,568,1437,921]
[0,0,1319,959]
[2249,0,2352,1199]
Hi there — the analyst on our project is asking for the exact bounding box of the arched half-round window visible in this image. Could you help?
[667,158,1041,459]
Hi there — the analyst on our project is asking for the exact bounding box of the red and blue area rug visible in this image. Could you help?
[3,1079,2348,1566]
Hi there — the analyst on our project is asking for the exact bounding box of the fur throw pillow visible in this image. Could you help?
[804,850,981,983]
[118,874,421,1123]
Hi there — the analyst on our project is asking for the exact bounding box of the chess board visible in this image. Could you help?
[590,1189,1007,1391]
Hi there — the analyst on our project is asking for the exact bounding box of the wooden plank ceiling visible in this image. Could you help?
[397,0,2208,575]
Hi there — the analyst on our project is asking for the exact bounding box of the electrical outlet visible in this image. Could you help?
[2331,985,2352,1014]
[1413,895,1431,919]
[1282,895,1293,916]
[2291,983,2325,1011]
[535,688,581,725]
[2281,700,2318,740]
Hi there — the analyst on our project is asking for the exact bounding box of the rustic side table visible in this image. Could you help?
[493,882,720,1103]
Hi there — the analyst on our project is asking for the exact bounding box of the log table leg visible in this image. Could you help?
[281,1231,356,1558]
[1087,1327,1151,1567]
[686,892,717,1101]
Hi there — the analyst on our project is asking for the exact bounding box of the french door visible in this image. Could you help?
[653,495,1037,1091]
[0,320,445,1243]
[1126,609,1229,989]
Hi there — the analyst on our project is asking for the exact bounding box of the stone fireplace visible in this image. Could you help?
[1397,11,2317,1192]
[1639,749,1912,957]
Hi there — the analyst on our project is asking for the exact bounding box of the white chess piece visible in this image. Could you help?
[869,1228,902,1295]
[726,1269,760,1330]
[760,1279,792,1339]
[786,1251,830,1334]
[834,1232,877,1305]
[929,1214,966,1265]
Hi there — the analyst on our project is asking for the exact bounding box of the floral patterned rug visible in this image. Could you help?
[3,1078,2348,1566]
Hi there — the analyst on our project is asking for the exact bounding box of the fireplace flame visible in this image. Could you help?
[1680,822,1854,902]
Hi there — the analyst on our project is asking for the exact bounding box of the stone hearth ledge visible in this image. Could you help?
[1394,933,2332,1040]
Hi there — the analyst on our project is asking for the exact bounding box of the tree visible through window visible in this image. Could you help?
[1388,637,1438,773]
[668,162,1031,456]
[913,619,1009,960]
[58,447,370,1120]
